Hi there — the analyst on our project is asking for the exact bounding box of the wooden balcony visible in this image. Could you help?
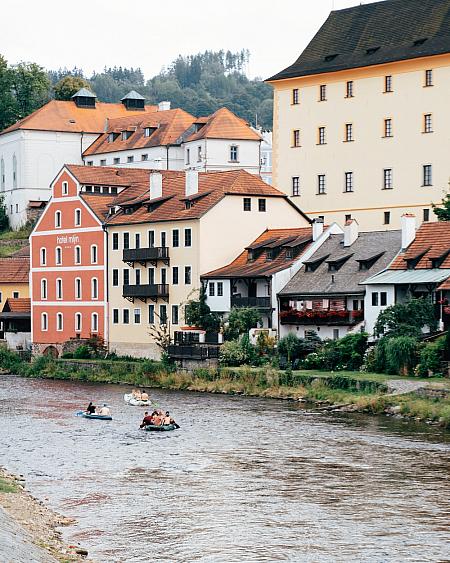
[231,296,271,309]
[280,309,364,326]
[167,344,221,360]
[123,247,169,267]
[123,283,169,303]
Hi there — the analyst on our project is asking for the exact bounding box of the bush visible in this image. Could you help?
[219,339,252,367]
[73,345,91,359]
[300,333,368,371]
[384,336,419,375]
[416,337,446,377]
[224,307,262,340]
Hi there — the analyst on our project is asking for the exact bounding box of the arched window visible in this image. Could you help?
[0,157,5,191]
[55,247,62,265]
[74,246,81,265]
[55,210,61,228]
[91,278,98,299]
[91,312,98,333]
[75,208,81,226]
[12,154,17,188]
[41,278,47,300]
[41,312,48,331]
[75,312,82,333]
[56,278,63,300]
[91,244,98,264]
[40,247,47,266]
[75,278,82,300]
[56,312,63,331]
[62,181,69,195]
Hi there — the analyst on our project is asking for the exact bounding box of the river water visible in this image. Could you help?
[0,376,448,562]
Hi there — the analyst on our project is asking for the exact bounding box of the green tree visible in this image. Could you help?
[225,307,262,340]
[10,62,50,120]
[54,76,91,100]
[374,297,437,338]
[432,190,450,221]
[0,55,16,130]
[278,333,302,364]
[184,286,221,332]
[0,195,9,232]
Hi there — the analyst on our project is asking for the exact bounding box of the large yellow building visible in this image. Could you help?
[0,257,29,304]
[268,0,450,231]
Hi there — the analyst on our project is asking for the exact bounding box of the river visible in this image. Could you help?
[0,376,448,562]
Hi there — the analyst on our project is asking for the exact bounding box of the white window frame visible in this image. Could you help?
[184,228,192,247]
[91,312,99,333]
[41,278,47,300]
[75,277,82,300]
[75,312,82,333]
[112,309,119,324]
[91,244,98,264]
[75,208,81,226]
[112,232,119,251]
[55,210,62,228]
[133,308,141,325]
[40,247,47,266]
[229,145,239,162]
[74,245,81,265]
[56,278,63,300]
[56,312,63,332]
[55,246,62,265]
[41,312,48,331]
[184,265,192,285]
[91,278,98,300]
[62,181,69,195]
[171,304,179,325]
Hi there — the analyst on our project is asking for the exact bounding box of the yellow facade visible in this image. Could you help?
[0,282,29,306]
[269,54,450,231]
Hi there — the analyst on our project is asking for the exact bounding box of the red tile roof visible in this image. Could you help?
[3,298,31,313]
[202,227,314,278]
[0,258,30,283]
[10,245,30,258]
[185,107,261,142]
[390,222,450,270]
[437,277,450,291]
[1,100,158,135]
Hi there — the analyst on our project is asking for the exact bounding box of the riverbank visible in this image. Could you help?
[0,468,91,562]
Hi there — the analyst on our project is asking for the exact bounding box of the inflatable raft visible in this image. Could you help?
[124,393,150,407]
[76,411,112,421]
[143,424,177,432]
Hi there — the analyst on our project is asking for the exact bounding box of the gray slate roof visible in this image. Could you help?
[71,87,96,98]
[268,0,450,81]
[121,90,145,101]
[280,230,402,297]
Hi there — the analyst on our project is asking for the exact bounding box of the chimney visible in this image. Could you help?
[401,213,416,250]
[185,170,199,197]
[343,218,358,247]
[312,218,324,241]
[158,101,171,111]
[150,172,163,200]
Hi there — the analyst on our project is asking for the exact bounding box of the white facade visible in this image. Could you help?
[260,131,272,185]
[84,145,185,171]
[363,284,396,337]
[184,138,261,174]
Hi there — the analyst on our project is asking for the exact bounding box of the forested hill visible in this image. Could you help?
[0,50,274,132]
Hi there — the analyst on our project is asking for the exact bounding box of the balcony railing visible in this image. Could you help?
[123,283,169,302]
[167,344,220,360]
[280,309,364,326]
[231,296,271,309]
[123,247,169,266]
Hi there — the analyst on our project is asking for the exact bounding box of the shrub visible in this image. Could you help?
[384,336,419,375]
[416,337,446,377]
[224,307,262,340]
[374,297,437,338]
[73,345,91,359]
[219,340,250,366]
[300,333,368,371]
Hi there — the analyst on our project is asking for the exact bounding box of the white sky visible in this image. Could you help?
[3,0,381,80]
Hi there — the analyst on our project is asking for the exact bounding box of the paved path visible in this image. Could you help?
[386,379,428,395]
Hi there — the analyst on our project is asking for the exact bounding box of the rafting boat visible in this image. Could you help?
[142,424,177,432]
[124,393,150,406]
[76,411,112,421]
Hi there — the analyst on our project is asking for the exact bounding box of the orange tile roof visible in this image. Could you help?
[83,108,196,155]
[185,107,262,142]
[0,257,30,283]
[202,227,314,278]
[3,298,31,313]
[1,100,158,135]
[437,277,450,291]
[66,165,299,225]
[10,245,30,258]
[390,222,450,270]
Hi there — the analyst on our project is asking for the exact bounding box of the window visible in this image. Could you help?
[243,198,251,211]
[74,246,81,264]
[87,161,93,166]
[384,211,391,225]
[423,209,430,222]
[148,304,155,324]
[425,69,433,87]
[91,278,98,300]
[127,156,134,163]
[172,266,179,285]
[40,248,46,266]
[186,148,190,165]
[258,199,266,212]
[344,172,354,193]
[41,313,48,331]
[184,228,192,247]
[134,308,141,324]
[292,177,300,196]
[197,146,202,162]
[172,305,179,325]
[109,269,118,288]
[148,230,155,248]
[161,231,167,248]
[55,211,61,228]
[15,204,18,213]
[319,85,327,101]
[112,233,119,250]
[384,118,392,137]
[345,214,352,223]
[0,158,4,190]
[292,88,299,104]
[141,154,148,161]
[100,159,106,166]
[184,266,192,285]
[148,268,155,285]
[135,269,141,285]
[91,245,98,264]
[12,154,17,187]
[160,268,167,285]
[91,313,98,332]
[113,158,120,165]
[333,329,340,340]
[172,229,179,248]
[217,282,223,297]
[135,233,140,249]
[55,247,62,265]
[144,127,152,137]
[75,278,82,299]
[159,305,167,325]
[75,313,82,332]
[209,282,215,297]
[293,129,300,147]
[317,174,326,194]
[424,114,433,133]
[380,292,387,306]
[123,269,130,286]
[318,127,326,145]
[41,279,47,300]
[345,123,353,142]
[384,75,393,93]
[123,232,129,250]
[383,168,393,189]
[230,145,239,162]
[423,164,432,186]
[346,81,354,98]
[62,181,68,195]
[56,312,63,332]
[372,292,379,306]
[123,309,129,324]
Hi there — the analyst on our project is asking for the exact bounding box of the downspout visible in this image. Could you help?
[204,139,207,172]
[102,224,110,352]
[258,139,262,177]
[80,131,84,162]
[166,145,169,170]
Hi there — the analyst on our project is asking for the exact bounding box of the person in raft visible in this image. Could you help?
[164,411,180,428]
[140,411,154,428]
[86,402,96,415]
[131,389,141,400]
[141,390,149,401]
[98,404,111,416]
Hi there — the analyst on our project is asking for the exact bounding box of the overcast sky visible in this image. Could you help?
[3,0,381,80]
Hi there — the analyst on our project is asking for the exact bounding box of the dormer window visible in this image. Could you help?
[285,249,293,259]
[357,252,385,271]
[324,54,339,62]
[122,131,133,141]
[266,249,274,261]
[430,249,450,269]
[194,123,205,133]
[108,133,114,143]
[414,38,428,46]
[326,254,353,272]
[248,249,255,262]
[144,127,156,138]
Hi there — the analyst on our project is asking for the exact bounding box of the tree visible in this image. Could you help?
[225,307,262,340]
[278,333,302,364]
[0,55,16,131]
[184,286,221,332]
[432,190,450,221]
[374,297,437,338]
[54,76,91,100]
[0,195,9,232]
[10,62,50,120]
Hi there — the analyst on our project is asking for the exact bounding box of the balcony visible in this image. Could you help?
[280,308,364,326]
[123,283,169,303]
[123,247,169,267]
[167,344,220,360]
[231,296,271,309]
